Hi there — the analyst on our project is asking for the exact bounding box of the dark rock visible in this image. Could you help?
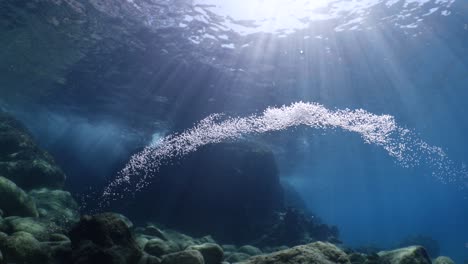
[187,243,224,264]
[378,246,431,264]
[161,250,205,264]
[225,252,251,263]
[139,253,162,264]
[144,238,178,258]
[127,142,284,244]
[397,235,440,258]
[0,111,66,190]
[433,256,455,264]
[239,242,350,264]
[254,207,340,247]
[0,231,49,264]
[0,176,38,217]
[29,188,80,226]
[69,213,142,264]
[144,225,168,240]
[0,216,56,241]
[238,245,262,256]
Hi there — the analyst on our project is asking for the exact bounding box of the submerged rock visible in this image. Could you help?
[69,213,142,264]
[0,176,38,217]
[238,245,262,256]
[239,242,349,264]
[144,238,178,258]
[0,111,65,190]
[187,243,224,264]
[161,250,205,264]
[0,231,49,264]
[397,235,440,259]
[128,142,284,244]
[0,216,54,241]
[225,252,251,263]
[433,256,455,264]
[29,188,80,225]
[378,246,431,264]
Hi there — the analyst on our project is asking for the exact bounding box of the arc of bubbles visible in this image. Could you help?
[101,101,467,203]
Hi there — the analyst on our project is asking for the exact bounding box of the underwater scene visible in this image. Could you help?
[0,0,467,263]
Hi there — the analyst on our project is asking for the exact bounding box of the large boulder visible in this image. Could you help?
[0,176,38,217]
[239,241,350,264]
[0,111,65,190]
[0,217,51,241]
[0,231,49,264]
[433,256,455,264]
[69,213,142,264]
[378,246,431,264]
[29,188,80,225]
[161,250,205,264]
[187,243,224,264]
[127,142,284,244]
[397,235,439,259]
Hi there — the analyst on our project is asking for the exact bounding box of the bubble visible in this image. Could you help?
[101,102,467,204]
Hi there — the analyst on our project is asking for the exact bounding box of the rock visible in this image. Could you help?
[0,216,54,241]
[139,252,162,264]
[255,207,340,247]
[238,245,262,256]
[161,250,205,264]
[187,243,224,264]
[144,225,167,240]
[0,249,3,264]
[398,235,440,258]
[433,256,455,264]
[222,244,237,252]
[49,233,71,242]
[69,213,142,264]
[29,188,80,225]
[225,252,251,263]
[239,242,350,264]
[0,231,49,264]
[163,230,197,249]
[0,111,66,190]
[136,236,150,250]
[144,238,177,258]
[0,176,38,217]
[378,246,431,264]
[348,252,380,264]
[127,142,284,244]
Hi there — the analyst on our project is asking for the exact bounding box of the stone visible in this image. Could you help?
[144,238,177,258]
[0,231,49,264]
[0,111,66,190]
[49,233,71,242]
[222,244,237,252]
[0,216,54,241]
[433,256,455,264]
[378,246,431,264]
[127,142,284,244]
[29,188,80,225]
[139,252,162,264]
[187,243,224,264]
[69,213,142,264]
[161,250,205,264]
[239,242,350,264]
[0,176,38,217]
[225,252,251,263]
[238,245,262,256]
[398,235,439,258]
[136,236,149,250]
[144,225,167,240]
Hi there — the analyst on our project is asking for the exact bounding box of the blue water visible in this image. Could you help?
[1,0,467,262]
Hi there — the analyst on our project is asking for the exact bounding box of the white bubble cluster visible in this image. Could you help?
[102,101,467,202]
